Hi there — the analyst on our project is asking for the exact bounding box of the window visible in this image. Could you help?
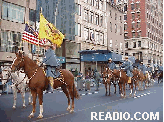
[110,10,112,18]
[115,13,117,20]
[124,15,127,20]
[125,42,128,48]
[120,42,123,50]
[136,3,140,9]
[100,16,103,26]
[0,31,23,52]
[124,33,128,39]
[133,42,136,48]
[29,9,36,25]
[75,23,78,36]
[78,24,81,37]
[95,31,99,44]
[120,26,122,35]
[2,1,25,23]
[132,13,135,20]
[99,0,103,10]
[120,16,122,22]
[110,22,112,32]
[99,33,104,45]
[95,0,99,9]
[84,27,89,40]
[90,0,94,6]
[137,22,140,28]
[90,12,94,23]
[84,9,89,21]
[110,40,112,47]
[137,32,141,38]
[95,14,99,25]
[132,23,135,29]
[90,29,94,41]
[132,32,135,38]
[138,41,141,47]
[76,4,81,16]
[115,24,117,33]
[131,3,135,10]
[124,24,127,30]
[124,4,127,11]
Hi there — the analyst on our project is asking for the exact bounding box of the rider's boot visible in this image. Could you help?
[45,77,54,93]
[128,77,131,84]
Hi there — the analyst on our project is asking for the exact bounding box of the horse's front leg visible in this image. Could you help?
[12,86,17,109]
[37,89,43,119]
[123,83,126,98]
[68,85,75,113]
[105,83,108,96]
[108,81,111,96]
[28,90,32,105]
[129,82,133,97]
[28,89,37,118]
[20,88,26,108]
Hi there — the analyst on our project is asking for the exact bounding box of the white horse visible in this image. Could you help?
[3,69,32,109]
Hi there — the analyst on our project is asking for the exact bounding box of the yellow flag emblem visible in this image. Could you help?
[39,13,65,47]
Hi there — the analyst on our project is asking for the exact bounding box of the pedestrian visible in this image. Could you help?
[42,41,61,93]
[121,56,133,83]
[158,64,163,74]
[94,69,101,91]
[77,71,83,91]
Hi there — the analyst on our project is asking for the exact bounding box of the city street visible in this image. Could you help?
[0,81,163,122]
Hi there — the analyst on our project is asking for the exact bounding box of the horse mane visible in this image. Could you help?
[24,55,38,66]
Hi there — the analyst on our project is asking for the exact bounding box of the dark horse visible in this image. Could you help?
[102,67,117,96]
[11,51,80,119]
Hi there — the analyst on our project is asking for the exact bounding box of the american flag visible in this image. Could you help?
[22,23,46,46]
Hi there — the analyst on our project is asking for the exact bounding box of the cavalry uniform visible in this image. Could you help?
[138,63,147,75]
[121,56,133,83]
[42,41,60,89]
[107,59,116,70]
[158,65,163,74]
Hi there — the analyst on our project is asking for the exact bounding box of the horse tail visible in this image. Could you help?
[73,83,80,100]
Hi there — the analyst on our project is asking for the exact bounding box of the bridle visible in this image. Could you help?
[11,57,24,72]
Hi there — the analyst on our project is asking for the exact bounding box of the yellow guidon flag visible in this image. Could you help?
[39,13,65,47]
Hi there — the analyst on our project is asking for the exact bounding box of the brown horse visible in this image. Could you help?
[102,67,116,96]
[11,51,80,119]
[112,69,132,98]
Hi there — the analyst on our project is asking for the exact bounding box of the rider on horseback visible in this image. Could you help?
[42,41,61,92]
[138,62,147,75]
[121,56,133,83]
[158,64,163,74]
[107,58,117,84]
[107,58,116,70]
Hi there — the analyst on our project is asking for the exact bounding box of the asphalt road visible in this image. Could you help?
[0,81,163,122]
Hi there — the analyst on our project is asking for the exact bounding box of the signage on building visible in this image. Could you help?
[57,57,65,64]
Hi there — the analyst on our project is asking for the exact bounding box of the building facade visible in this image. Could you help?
[123,0,163,67]
[0,0,37,64]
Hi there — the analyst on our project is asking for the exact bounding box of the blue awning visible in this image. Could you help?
[79,50,122,62]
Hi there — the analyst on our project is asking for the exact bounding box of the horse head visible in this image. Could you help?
[11,51,25,72]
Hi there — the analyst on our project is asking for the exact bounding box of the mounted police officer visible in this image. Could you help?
[138,62,147,75]
[121,56,133,83]
[107,58,116,70]
[147,64,153,74]
[42,41,61,92]
[158,64,163,74]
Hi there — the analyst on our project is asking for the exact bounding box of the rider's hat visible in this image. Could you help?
[125,56,128,59]
[108,58,112,61]
[44,41,52,47]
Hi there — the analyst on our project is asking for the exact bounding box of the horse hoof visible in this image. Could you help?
[12,106,16,110]
[29,102,33,105]
[105,94,107,96]
[129,94,132,97]
[67,108,70,111]
[108,94,111,96]
[69,109,74,113]
[37,115,43,119]
[28,114,34,118]
[23,105,26,108]
[124,96,126,99]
